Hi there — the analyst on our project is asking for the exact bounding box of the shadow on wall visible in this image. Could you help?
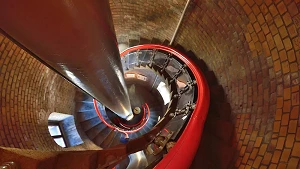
[172,49,237,169]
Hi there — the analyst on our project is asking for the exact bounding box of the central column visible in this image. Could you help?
[0,0,133,120]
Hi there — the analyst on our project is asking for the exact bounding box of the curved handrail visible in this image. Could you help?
[93,99,151,136]
[118,107,147,129]
[121,44,210,169]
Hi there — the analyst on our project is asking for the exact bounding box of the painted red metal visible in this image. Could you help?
[93,99,151,135]
[120,44,210,169]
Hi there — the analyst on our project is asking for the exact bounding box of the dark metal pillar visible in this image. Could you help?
[0,0,133,119]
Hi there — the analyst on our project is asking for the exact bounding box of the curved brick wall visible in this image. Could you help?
[0,0,299,168]
[111,0,299,168]
[0,34,76,150]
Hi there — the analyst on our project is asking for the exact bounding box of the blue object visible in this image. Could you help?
[120,135,129,144]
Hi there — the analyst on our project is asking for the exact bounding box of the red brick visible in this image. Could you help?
[281,113,290,126]
[287,24,298,38]
[242,152,250,164]
[283,100,291,112]
[293,37,300,50]
[291,142,300,157]
[271,150,282,163]
[292,92,299,106]
[279,26,288,38]
[250,148,259,159]
[275,109,283,120]
[287,2,299,16]
[269,4,279,17]
[283,87,291,100]
[281,61,290,74]
[287,158,299,169]
[277,1,287,14]
[274,15,284,27]
[288,120,298,133]
[290,106,299,120]
[287,49,296,62]
[253,156,263,168]
[282,12,292,26]
[274,34,284,50]
[290,62,298,72]
[262,152,272,165]
[280,148,291,162]
[273,60,281,71]
[285,134,295,148]
[279,126,288,136]
[269,24,279,35]
[277,97,284,108]
[277,163,287,169]
[283,38,293,50]
[258,143,267,156]
[277,137,285,150]
[254,137,263,147]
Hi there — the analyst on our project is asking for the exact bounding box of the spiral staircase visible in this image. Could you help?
[0,36,235,169]
[63,37,234,169]
[0,1,236,167]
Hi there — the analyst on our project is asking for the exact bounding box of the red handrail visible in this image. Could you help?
[93,99,151,136]
[120,45,210,169]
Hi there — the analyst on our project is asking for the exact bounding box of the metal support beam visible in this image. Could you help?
[0,0,133,120]
[169,0,192,46]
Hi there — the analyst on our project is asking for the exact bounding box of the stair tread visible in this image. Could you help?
[100,129,117,148]
[109,132,122,147]
[93,127,112,146]
[85,122,107,140]
[77,110,98,122]
[80,116,101,131]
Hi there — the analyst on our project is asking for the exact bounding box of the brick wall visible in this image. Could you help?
[110,0,186,43]
[110,0,300,168]
[0,0,299,167]
[174,0,299,168]
[0,34,76,150]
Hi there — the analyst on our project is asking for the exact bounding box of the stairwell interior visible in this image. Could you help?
[0,0,300,169]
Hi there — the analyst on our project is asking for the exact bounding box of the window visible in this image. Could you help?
[48,112,83,148]
[157,82,171,105]
[48,124,66,148]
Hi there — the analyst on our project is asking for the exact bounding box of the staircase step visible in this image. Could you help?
[129,39,139,47]
[139,38,151,45]
[85,122,107,140]
[80,116,101,131]
[100,130,117,148]
[190,130,234,169]
[93,127,112,146]
[150,38,161,44]
[76,103,95,112]
[77,110,98,122]
[109,132,122,147]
